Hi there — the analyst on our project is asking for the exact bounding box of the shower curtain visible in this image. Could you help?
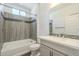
[30,20,37,40]
[0,11,4,55]
[4,20,30,42]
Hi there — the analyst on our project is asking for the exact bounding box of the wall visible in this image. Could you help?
[51,4,79,35]
[0,5,4,55]
[37,3,50,36]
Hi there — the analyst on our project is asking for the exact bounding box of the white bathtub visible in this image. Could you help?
[1,39,36,56]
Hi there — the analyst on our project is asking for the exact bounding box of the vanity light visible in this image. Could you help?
[50,3,60,8]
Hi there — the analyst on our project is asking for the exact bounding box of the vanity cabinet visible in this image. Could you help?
[40,44,65,56]
[39,36,79,56]
[40,44,53,56]
[53,50,65,56]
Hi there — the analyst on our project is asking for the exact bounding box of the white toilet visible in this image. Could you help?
[30,44,40,56]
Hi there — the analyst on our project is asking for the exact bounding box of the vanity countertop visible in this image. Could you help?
[39,36,79,50]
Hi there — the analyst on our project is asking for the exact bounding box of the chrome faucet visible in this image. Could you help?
[56,34,64,38]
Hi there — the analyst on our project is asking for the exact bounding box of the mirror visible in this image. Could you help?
[50,3,79,39]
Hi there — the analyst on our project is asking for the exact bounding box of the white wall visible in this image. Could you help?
[37,3,50,36]
[31,5,37,19]
[51,4,79,35]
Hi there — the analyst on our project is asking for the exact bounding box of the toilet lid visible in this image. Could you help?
[30,44,40,50]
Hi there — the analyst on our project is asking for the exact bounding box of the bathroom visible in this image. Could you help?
[0,3,79,56]
[0,3,37,56]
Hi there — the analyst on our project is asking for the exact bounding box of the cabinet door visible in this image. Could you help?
[40,44,52,56]
[53,50,65,56]
[40,44,65,56]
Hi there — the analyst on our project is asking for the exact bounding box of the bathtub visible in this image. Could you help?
[1,39,36,56]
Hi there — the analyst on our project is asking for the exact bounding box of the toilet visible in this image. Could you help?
[30,44,40,56]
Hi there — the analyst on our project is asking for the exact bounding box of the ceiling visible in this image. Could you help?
[50,3,73,13]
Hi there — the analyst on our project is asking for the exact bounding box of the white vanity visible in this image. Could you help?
[39,36,79,56]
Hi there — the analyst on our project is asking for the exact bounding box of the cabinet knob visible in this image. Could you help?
[50,51,53,56]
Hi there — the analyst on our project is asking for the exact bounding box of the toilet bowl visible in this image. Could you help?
[30,44,40,56]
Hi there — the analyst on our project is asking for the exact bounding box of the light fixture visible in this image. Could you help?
[50,3,60,8]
